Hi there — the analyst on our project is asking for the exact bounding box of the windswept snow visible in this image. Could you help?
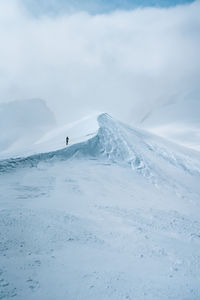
[0,113,200,300]
[0,99,100,160]
[1,113,200,185]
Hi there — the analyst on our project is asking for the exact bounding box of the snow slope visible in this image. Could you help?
[0,103,99,160]
[138,98,200,151]
[0,114,200,300]
[1,113,200,185]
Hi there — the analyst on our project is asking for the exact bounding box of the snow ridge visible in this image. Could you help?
[0,114,200,181]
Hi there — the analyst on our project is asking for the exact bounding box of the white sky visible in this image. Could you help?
[0,0,199,124]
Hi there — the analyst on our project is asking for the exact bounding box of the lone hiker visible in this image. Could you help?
[66,136,69,146]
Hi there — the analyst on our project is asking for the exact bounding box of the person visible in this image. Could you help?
[66,136,69,146]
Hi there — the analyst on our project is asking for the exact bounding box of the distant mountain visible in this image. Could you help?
[0,99,56,157]
[138,98,200,150]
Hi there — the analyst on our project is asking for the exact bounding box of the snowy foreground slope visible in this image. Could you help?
[0,114,200,300]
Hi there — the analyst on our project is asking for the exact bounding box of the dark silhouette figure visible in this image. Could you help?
[66,136,69,146]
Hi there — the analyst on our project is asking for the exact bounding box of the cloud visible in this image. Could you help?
[0,0,199,124]
[20,0,195,16]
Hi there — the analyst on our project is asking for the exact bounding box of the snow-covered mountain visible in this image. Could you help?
[0,99,56,158]
[0,113,200,300]
[138,98,200,151]
[1,113,200,185]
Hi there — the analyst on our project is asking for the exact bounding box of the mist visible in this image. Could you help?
[0,0,199,124]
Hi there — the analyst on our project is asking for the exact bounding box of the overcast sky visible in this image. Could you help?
[0,0,199,124]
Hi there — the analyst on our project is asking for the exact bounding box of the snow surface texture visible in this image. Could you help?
[0,113,200,300]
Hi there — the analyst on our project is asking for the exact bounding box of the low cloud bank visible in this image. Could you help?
[0,0,199,124]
